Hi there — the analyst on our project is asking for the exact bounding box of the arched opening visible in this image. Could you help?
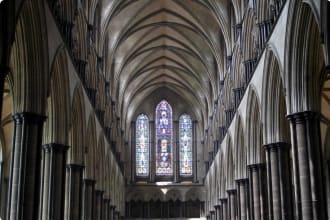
[135,114,150,177]
[246,88,264,164]
[179,114,193,177]
[286,2,327,218]
[155,100,173,177]
[246,87,268,219]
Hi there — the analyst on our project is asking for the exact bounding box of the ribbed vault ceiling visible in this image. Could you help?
[99,0,232,129]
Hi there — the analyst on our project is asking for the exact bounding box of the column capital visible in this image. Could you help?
[264,142,290,151]
[219,198,228,203]
[235,178,248,184]
[243,58,257,65]
[227,189,237,195]
[247,163,265,170]
[235,23,242,29]
[83,178,96,185]
[95,190,104,196]
[286,111,320,123]
[12,112,47,124]
[66,163,84,171]
[43,143,69,152]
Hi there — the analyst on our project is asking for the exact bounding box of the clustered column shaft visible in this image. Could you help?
[7,113,46,220]
[41,143,69,220]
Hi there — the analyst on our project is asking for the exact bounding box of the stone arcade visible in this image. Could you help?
[0,0,330,219]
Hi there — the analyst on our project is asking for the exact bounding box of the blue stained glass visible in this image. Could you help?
[155,100,173,175]
[136,114,149,176]
[179,114,193,176]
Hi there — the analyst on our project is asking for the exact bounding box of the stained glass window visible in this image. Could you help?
[179,114,193,176]
[155,100,173,176]
[136,114,149,176]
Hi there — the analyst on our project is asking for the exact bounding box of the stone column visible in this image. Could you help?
[265,142,293,220]
[174,121,179,182]
[247,163,268,220]
[235,178,249,220]
[218,202,223,220]
[103,198,110,220]
[65,164,84,220]
[149,121,155,182]
[109,206,115,220]
[94,190,104,220]
[40,143,69,220]
[193,120,198,183]
[115,211,120,220]
[215,205,220,220]
[7,112,46,220]
[210,210,215,220]
[220,198,228,220]
[130,122,136,183]
[227,189,237,220]
[287,112,327,220]
[82,179,95,220]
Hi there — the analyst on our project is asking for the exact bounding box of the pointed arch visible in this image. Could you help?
[69,84,86,165]
[285,1,324,114]
[43,47,70,145]
[246,87,264,164]
[10,0,48,114]
[84,114,97,179]
[72,8,88,61]
[262,49,289,144]
[179,113,193,176]
[232,45,244,88]
[86,49,98,89]
[96,73,106,110]
[285,1,324,113]
[225,135,234,189]
[223,77,234,110]
[234,115,246,178]
[241,8,258,61]
[135,113,150,177]
[96,134,105,190]
[104,148,111,197]
[219,152,226,198]
[155,100,173,176]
